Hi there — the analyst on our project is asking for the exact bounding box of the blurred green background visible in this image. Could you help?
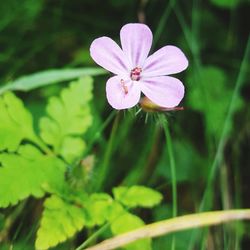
[0,0,250,249]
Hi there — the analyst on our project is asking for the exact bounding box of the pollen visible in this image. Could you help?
[130,67,142,81]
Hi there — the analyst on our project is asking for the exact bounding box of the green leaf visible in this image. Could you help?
[84,195,128,228]
[84,193,113,226]
[108,201,126,221]
[113,186,163,208]
[187,66,243,140]
[0,92,38,151]
[40,76,93,163]
[157,140,208,183]
[111,212,151,250]
[0,0,43,31]
[0,144,66,208]
[60,137,86,164]
[36,195,86,250]
[0,68,106,94]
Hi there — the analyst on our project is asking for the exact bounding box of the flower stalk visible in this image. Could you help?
[159,114,177,250]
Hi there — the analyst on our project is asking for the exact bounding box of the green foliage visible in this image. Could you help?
[85,193,114,226]
[0,91,68,208]
[113,186,163,208]
[0,92,39,151]
[187,66,243,140]
[40,77,93,163]
[111,212,151,250]
[66,187,156,250]
[1,0,247,248]
[0,144,66,208]
[152,205,194,250]
[35,184,162,249]
[0,68,106,94]
[0,77,98,248]
[0,0,43,31]
[107,200,126,220]
[0,213,4,231]
[210,0,239,8]
[36,195,86,250]
[1,242,34,250]
[36,192,114,249]
[60,137,86,164]
[0,77,94,210]
[157,140,208,183]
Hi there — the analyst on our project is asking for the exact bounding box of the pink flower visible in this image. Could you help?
[90,23,188,110]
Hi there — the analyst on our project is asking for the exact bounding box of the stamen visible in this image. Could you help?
[121,79,128,95]
[130,67,142,81]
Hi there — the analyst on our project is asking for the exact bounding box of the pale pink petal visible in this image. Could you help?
[142,46,188,77]
[120,23,153,68]
[106,76,141,110]
[90,37,130,75]
[140,76,184,108]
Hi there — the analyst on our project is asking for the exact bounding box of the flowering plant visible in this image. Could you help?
[90,23,188,110]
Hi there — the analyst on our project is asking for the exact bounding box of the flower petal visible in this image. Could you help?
[106,76,141,110]
[120,23,153,68]
[90,37,130,75]
[142,45,188,77]
[140,76,184,108]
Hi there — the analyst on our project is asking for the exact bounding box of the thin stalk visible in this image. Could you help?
[189,35,250,250]
[84,110,116,156]
[199,35,250,212]
[159,114,177,250]
[76,206,131,250]
[215,163,232,250]
[75,223,110,250]
[95,112,120,191]
[83,209,250,250]
[122,123,158,185]
[112,111,133,153]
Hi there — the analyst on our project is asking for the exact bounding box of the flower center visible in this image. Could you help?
[130,67,142,81]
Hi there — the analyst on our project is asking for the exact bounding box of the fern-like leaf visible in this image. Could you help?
[111,212,152,250]
[36,195,86,250]
[0,92,39,151]
[40,76,93,163]
[113,186,163,208]
[0,144,66,208]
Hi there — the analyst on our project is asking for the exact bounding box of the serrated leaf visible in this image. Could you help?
[108,201,126,221]
[17,144,44,160]
[113,186,163,208]
[0,144,66,208]
[60,137,86,163]
[0,92,39,151]
[0,68,106,94]
[111,212,151,250]
[39,77,93,163]
[36,195,86,250]
[84,193,113,226]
